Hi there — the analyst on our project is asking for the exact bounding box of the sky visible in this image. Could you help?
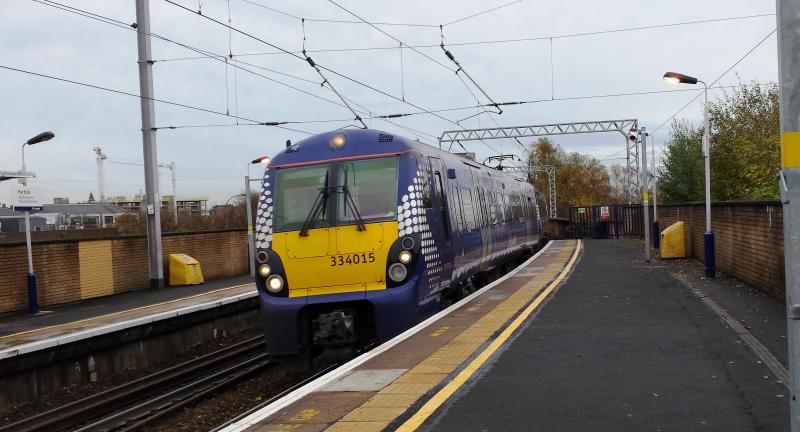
[0,0,779,206]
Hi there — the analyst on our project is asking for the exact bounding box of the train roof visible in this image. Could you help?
[267,129,531,185]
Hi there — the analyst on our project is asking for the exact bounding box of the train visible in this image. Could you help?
[252,129,548,363]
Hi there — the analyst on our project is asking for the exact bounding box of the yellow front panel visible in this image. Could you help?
[284,227,332,258]
[335,224,384,254]
[271,221,399,297]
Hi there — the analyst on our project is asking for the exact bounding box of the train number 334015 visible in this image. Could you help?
[330,252,376,266]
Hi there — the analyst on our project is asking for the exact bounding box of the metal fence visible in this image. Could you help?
[568,204,643,239]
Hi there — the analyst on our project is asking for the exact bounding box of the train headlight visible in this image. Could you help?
[388,263,408,282]
[256,250,269,263]
[266,275,285,293]
[329,133,346,149]
[398,250,412,264]
[258,264,272,278]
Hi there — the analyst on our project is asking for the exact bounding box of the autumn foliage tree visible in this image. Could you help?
[527,137,619,216]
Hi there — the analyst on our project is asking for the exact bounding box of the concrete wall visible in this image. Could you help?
[652,201,784,299]
[0,229,248,314]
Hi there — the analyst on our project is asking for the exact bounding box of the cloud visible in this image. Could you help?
[0,0,777,205]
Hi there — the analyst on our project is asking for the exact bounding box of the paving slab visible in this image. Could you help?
[425,239,789,432]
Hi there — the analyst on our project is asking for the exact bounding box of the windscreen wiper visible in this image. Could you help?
[341,185,366,231]
[299,187,328,237]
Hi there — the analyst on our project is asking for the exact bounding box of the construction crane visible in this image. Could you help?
[93,146,177,220]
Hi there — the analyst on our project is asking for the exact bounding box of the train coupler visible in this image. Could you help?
[312,310,357,346]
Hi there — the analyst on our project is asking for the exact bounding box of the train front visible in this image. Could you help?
[253,130,425,359]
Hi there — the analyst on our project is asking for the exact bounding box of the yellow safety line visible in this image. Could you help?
[396,240,582,432]
[0,283,253,340]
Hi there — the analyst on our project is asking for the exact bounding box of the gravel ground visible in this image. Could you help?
[143,362,327,432]
[0,327,263,425]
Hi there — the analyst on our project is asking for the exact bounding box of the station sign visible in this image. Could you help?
[14,186,43,212]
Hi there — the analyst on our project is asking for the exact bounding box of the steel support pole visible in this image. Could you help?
[24,211,37,314]
[652,136,660,249]
[640,127,650,261]
[136,0,164,289]
[625,137,632,204]
[170,162,177,225]
[777,1,800,429]
[245,175,256,278]
[701,81,716,278]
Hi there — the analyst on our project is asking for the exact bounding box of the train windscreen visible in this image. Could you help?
[273,165,329,232]
[338,157,399,225]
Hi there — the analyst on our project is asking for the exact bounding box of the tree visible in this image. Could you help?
[708,81,780,200]
[658,119,704,203]
[608,164,633,203]
[527,137,618,215]
[659,81,780,203]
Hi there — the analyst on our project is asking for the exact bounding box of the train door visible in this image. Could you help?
[477,181,493,269]
[428,157,455,290]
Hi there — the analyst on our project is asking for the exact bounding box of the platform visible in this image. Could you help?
[221,239,790,432]
[0,274,256,358]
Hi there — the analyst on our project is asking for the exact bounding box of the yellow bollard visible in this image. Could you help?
[168,253,205,285]
[659,221,686,259]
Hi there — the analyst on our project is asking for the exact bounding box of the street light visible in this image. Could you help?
[20,131,55,314]
[663,71,715,277]
[20,131,55,186]
[246,155,270,277]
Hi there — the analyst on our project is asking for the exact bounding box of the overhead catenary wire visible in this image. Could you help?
[374,82,771,121]
[152,13,776,61]
[442,0,523,26]
[238,0,439,28]
[0,64,366,137]
[33,0,401,131]
[440,27,503,114]
[27,0,450,137]
[33,0,354,113]
[651,27,777,134]
[238,0,521,28]
[323,0,504,155]
[299,19,367,128]
[162,0,495,136]
[327,0,455,73]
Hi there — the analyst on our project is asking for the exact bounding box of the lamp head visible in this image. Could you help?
[26,131,55,145]
[663,72,698,85]
[627,128,639,142]
[251,155,271,166]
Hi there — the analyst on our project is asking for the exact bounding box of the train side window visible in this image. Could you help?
[480,188,489,227]
[461,187,476,230]
[434,172,450,242]
[451,186,464,232]
[526,196,533,219]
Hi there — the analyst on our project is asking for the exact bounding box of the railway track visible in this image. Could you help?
[211,362,341,432]
[0,337,271,432]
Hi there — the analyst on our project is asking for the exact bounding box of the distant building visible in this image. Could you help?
[0,201,130,231]
[108,194,208,215]
[0,206,46,232]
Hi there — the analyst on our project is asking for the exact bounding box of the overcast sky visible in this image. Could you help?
[0,0,779,206]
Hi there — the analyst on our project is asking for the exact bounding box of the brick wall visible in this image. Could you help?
[0,230,248,314]
[652,201,785,299]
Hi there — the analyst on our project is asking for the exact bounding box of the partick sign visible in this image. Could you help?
[14,186,42,212]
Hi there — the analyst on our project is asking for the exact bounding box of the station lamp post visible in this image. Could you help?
[20,131,55,314]
[245,156,271,277]
[663,71,715,278]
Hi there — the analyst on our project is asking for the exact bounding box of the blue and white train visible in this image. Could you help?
[252,129,547,361]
